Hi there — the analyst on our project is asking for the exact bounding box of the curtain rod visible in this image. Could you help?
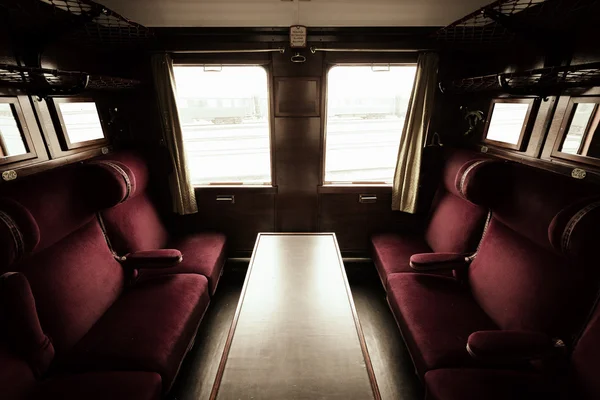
[172,47,286,54]
[310,47,427,53]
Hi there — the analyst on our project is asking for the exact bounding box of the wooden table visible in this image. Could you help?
[210,233,380,400]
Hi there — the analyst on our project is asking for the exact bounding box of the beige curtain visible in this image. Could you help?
[392,53,439,213]
[151,54,198,215]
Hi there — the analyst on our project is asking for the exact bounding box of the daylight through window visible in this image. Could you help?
[324,65,417,184]
[173,66,271,185]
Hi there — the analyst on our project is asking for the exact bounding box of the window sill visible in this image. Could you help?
[194,185,278,194]
[318,185,392,194]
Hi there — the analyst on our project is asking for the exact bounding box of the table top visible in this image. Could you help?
[210,233,380,400]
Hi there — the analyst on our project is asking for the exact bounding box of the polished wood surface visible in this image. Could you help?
[210,233,380,400]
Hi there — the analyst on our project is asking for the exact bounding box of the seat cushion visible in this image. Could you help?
[138,232,226,296]
[31,372,162,400]
[424,369,557,400]
[387,273,497,376]
[371,233,434,287]
[64,274,210,392]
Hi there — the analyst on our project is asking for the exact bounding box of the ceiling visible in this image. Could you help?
[99,0,493,28]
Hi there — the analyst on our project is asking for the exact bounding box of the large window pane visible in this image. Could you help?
[560,103,598,155]
[173,66,271,185]
[324,65,417,184]
[0,103,27,157]
[57,102,105,144]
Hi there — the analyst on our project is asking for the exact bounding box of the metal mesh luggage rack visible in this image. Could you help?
[0,0,153,46]
[440,62,600,95]
[0,63,141,96]
[435,0,598,47]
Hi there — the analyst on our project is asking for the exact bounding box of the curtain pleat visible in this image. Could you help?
[391,53,439,213]
[151,54,198,215]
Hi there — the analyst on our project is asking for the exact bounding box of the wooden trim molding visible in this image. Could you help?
[483,98,538,151]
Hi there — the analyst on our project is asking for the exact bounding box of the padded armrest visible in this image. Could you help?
[409,253,470,272]
[467,330,566,363]
[122,249,183,269]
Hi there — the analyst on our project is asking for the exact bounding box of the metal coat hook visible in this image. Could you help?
[291,53,306,63]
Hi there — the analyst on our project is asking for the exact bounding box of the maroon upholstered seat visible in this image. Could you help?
[371,149,490,287]
[424,244,600,400]
[30,372,162,400]
[424,368,552,400]
[64,274,209,392]
[90,151,226,295]
[387,273,497,374]
[386,161,600,378]
[0,163,211,394]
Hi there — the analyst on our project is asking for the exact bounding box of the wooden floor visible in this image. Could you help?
[170,260,422,400]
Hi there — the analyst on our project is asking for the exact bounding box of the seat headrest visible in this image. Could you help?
[445,157,505,205]
[549,197,600,261]
[85,160,136,208]
[0,198,40,266]
[93,151,150,202]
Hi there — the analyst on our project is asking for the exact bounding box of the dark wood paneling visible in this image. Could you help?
[182,187,276,253]
[272,49,324,77]
[274,117,321,231]
[319,191,422,253]
[274,77,320,117]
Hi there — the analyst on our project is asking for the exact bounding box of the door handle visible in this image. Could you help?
[359,194,377,204]
[216,195,235,204]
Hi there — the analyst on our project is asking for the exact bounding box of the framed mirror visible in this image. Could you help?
[0,97,38,166]
[483,98,536,151]
[552,97,600,167]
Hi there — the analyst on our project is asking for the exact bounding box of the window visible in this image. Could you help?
[483,99,536,150]
[324,65,417,184]
[173,65,271,185]
[552,97,600,167]
[53,98,107,150]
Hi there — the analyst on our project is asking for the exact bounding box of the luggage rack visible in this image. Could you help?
[434,0,597,47]
[0,64,141,97]
[0,0,153,46]
[440,62,600,96]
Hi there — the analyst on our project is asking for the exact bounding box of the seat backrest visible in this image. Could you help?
[570,292,600,399]
[0,164,127,355]
[424,148,490,254]
[91,151,169,254]
[468,162,600,344]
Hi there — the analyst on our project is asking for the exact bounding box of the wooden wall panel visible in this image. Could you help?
[318,191,422,253]
[274,117,321,231]
[178,187,277,254]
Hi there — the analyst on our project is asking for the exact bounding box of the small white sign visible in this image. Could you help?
[290,25,307,48]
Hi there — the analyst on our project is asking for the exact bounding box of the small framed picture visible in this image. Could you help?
[290,25,307,48]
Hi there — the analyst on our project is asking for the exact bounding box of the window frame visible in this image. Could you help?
[482,98,537,151]
[550,96,600,168]
[172,63,274,187]
[322,62,417,186]
[50,97,109,151]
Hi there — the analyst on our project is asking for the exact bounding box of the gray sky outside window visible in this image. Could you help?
[324,65,417,184]
[485,103,530,145]
[58,102,105,144]
[0,104,27,157]
[173,66,271,185]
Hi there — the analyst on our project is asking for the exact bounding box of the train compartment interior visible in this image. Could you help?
[1,0,600,399]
